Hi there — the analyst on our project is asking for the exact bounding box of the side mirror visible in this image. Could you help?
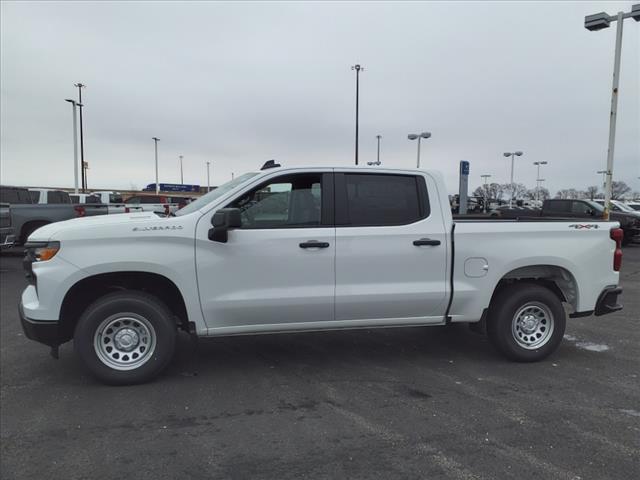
[208,208,241,242]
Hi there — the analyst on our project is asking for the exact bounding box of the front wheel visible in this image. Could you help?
[74,291,176,385]
[487,283,566,362]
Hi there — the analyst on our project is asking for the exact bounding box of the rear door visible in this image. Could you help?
[334,171,448,323]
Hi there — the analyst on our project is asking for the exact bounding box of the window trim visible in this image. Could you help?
[222,171,333,230]
[334,172,430,227]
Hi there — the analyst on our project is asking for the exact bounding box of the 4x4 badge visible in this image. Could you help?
[568,224,599,229]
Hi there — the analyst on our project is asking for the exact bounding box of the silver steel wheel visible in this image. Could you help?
[511,302,555,350]
[93,313,156,371]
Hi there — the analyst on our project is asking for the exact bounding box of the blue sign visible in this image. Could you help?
[144,183,200,192]
[460,161,470,176]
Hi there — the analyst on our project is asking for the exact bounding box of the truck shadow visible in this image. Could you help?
[168,323,502,380]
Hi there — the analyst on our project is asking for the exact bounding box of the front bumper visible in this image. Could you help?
[0,229,15,249]
[594,286,623,316]
[19,301,61,347]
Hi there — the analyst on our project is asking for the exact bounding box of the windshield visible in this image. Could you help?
[175,172,259,216]
[585,200,604,212]
[612,201,635,213]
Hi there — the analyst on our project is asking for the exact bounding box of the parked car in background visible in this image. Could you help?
[124,194,180,215]
[593,199,640,219]
[72,192,142,215]
[0,203,16,249]
[625,202,640,211]
[69,193,101,204]
[29,189,72,204]
[495,198,640,245]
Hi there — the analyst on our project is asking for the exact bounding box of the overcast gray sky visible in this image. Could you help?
[1,1,638,194]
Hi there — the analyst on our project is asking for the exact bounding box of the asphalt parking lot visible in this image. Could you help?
[1,247,639,480]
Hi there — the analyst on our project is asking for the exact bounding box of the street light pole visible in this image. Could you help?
[351,64,364,165]
[504,151,524,208]
[584,4,640,219]
[65,99,80,194]
[74,83,86,192]
[481,174,491,213]
[368,135,382,166]
[533,161,548,203]
[597,170,607,190]
[408,132,432,168]
[152,137,160,194]
[179,155,184,184]
[206,162,211,192]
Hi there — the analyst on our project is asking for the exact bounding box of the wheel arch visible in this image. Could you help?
[59,271,189,344]
[490,264,579,312]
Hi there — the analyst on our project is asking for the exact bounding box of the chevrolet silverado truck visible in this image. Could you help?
[19,165,624,384]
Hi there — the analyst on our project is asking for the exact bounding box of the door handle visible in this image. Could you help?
[299,240,330,249]
[413,238,441,246]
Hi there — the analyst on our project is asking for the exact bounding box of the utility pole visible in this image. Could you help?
[206,161,211,192]
[179,155,184,184]
[152,137,160,194]
[351,64,364,165]
[481,174,491,213]
[584,4,640,219]
[74,83,86,192]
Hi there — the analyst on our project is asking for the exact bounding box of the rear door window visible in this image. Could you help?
[571,201,594,215]
[337,173,428,226]
[29,191,41,203]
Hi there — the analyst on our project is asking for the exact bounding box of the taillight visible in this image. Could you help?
[610,228,623,271]
[74,206,86,217]
[125,207,130,213]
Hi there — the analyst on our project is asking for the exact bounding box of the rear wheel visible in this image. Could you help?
[487,283,565,362]
[74,291,176,385]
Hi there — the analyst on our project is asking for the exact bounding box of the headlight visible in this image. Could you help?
[24,241,60,262]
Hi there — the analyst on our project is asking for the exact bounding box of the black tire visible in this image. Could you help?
[74,291,176,385]
[487,283,566,362]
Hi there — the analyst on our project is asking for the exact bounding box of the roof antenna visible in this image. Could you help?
[261,159,281,170]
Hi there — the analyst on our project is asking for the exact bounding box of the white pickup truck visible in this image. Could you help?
[19,165,624,384]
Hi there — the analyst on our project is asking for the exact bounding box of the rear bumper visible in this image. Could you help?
[594,286,623,316]
[19,301,61,347]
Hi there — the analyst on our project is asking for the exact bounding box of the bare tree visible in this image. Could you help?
[585,185,599,200]
[526,187,550,201]
[555,188,583,199]
[611,181,631,200]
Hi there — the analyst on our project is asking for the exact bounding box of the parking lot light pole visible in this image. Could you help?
[368,135,382,166]
[481,174,491,212]
[533,161,548,202]
[408,132,431,168]
[64,99,80,194]
[585,4,640,220]
[152,137,160,194]
[351,64,364,165]
[74,83,86,192]
[179,155,184,184]
[597,170,607,190]
[206,162,211,192]
[504,151,524,208]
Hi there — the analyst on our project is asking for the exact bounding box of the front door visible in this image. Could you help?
[334,171,449,323]
[195,171,335,332]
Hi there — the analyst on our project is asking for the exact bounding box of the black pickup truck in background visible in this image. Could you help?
[495,199,640,245]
